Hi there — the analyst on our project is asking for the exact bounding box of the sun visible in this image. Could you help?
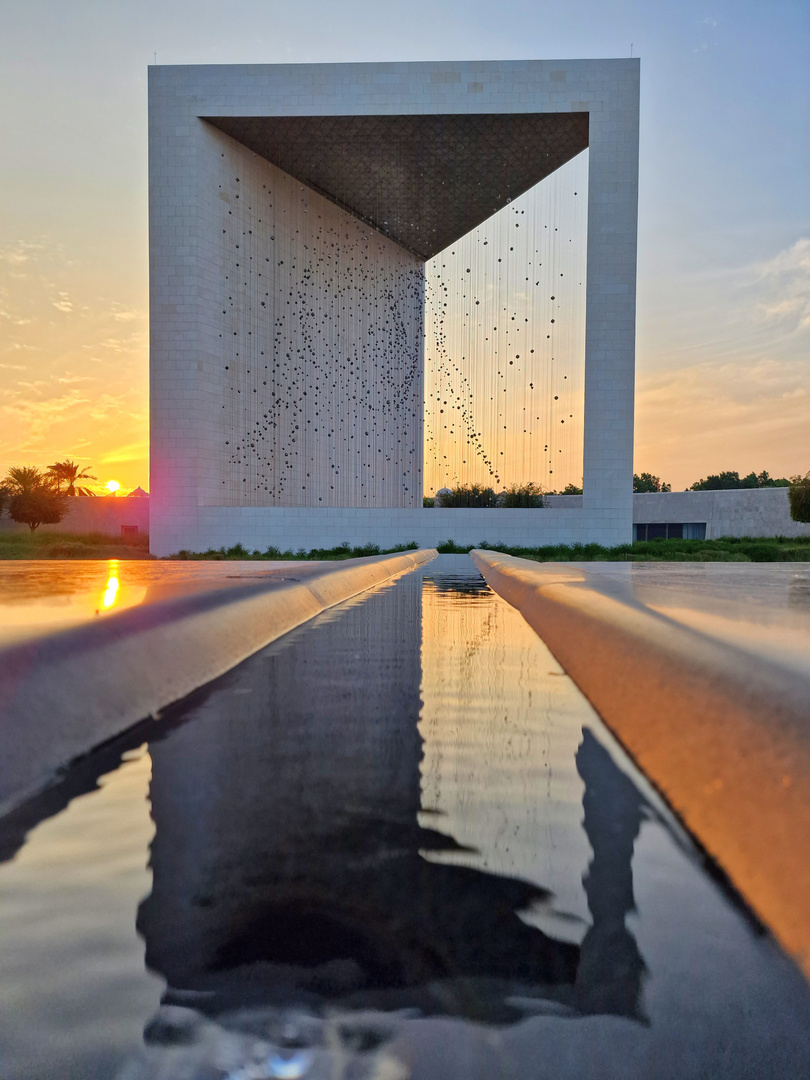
[105,480,121,494]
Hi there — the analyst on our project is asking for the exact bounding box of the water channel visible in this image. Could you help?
[1,556,809,1078]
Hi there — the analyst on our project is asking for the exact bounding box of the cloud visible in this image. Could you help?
[15,379,50,394]
[0,389,92,446]
[0,240,48,266]
[0,237,148,484]
[97,332,149,354]
[100,440,149,464]
[51,291,73,313]
[635,355,810,487]
[0,309,32,325]
[99,337,126,352]
[89,392,130,422]
[752,237,810,332]
[644,235,810,371]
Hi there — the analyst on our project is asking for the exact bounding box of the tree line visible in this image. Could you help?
[548,470,802,494]
[428,470,810,523]
[634,470,796,492]
[632,469,810,520]
[4,459,808,528]
[0,460,96,532]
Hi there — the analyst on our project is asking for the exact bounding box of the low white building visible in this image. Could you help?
[630,488,810,541]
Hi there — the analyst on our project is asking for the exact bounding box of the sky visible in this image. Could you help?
[1,0,807,494]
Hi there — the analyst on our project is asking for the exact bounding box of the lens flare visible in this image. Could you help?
[102,560,120,609]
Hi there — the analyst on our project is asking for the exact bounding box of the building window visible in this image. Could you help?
[634,522,706,542]
[121,525,139,537]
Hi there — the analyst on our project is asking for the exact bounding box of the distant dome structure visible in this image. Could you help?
[128,486,149,497]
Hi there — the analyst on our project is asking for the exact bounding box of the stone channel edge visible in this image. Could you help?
[0,549,437,816]
[470,548,810,979]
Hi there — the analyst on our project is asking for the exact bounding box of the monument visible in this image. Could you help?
[148,60,639,554]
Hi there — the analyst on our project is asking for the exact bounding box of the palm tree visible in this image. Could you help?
[46,459,97,496]
[3,465,69,531]
[4,465,47,494]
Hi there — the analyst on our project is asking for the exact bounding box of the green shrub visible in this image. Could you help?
[497,482,545,508]
[436,485,497,508]
[436,540,475,553]
[789,475,810,523]
[470,537,806,563]
[740,543,781,562]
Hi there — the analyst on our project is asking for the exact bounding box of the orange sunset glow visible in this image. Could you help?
[1,5,807,495]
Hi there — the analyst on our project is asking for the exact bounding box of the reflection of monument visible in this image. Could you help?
[138,569,647,1024]
[137,575,579,1021]
[576,729,647,1019]
[148,59,639,554]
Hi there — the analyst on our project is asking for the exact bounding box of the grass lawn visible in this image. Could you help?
[1,533,809,562]
[456,536,810,562]
[169,541,423,560]
[0,531,154,560]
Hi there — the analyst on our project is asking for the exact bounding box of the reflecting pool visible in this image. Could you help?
[1,556,808,1079]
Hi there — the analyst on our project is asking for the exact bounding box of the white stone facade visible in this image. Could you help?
[202,126,424,510]
[0,496,149,538]
[632,489,810,541]
[156,505,616,553]
[149,60,639,556]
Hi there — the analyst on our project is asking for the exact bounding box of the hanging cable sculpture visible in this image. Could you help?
[424,150,588,497]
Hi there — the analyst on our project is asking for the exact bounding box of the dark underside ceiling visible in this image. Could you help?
[204,113,589,260]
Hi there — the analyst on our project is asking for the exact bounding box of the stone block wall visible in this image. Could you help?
[633,489,810,540]
[0,496,149,537]
[198,124,424,509]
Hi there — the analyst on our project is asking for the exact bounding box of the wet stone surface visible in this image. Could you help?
[0,559,324,647]
[1,556,809,1078]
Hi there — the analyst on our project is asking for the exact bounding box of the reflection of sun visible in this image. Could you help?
[102,560,120,609]
[105,480,120,494]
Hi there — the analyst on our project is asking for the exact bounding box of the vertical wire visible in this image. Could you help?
[423,152,587,497]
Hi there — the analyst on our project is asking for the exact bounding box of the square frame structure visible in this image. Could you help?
[149,59,639,555]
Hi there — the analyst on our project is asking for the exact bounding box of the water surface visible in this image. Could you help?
[1,556,808,1079]
[0,559,321,646]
